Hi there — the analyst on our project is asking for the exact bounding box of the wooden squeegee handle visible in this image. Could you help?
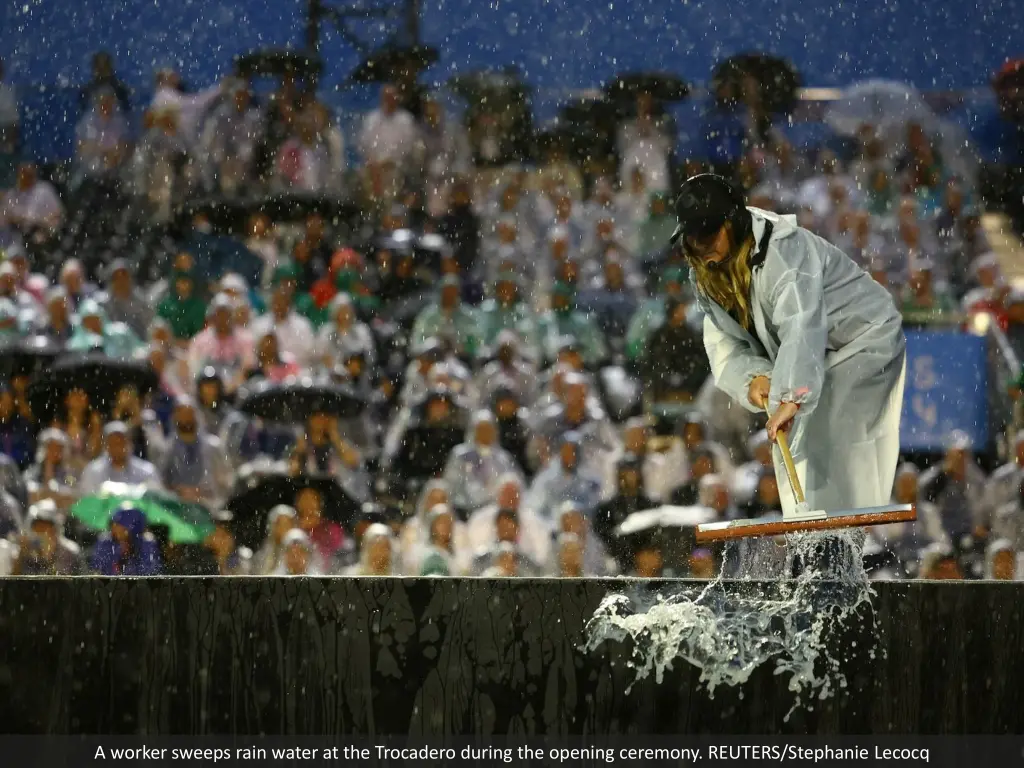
[767,405,806,505]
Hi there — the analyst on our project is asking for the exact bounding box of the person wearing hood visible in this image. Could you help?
[316,292,377,371]
[919,431,990,548]
[672,174,908,545]
[193,366,233,438]
[899,260,956,328]
[380,385,467,489]
[466,473,550,568]
[474,332,537,408]
[0,258,42,315]
[442,409,522,517]
[536,281,607,368]
[187,293,256,391]
[555,500,615,576]
[637,291,711,408]
[290,411,369,503]
[67,298,143,358]
[78,422,162,496]
[24,428,79,511]
[253,504,299,575]
[625,267,701,362]
[37,287,74,344]
[740,467,784,519]
[309,247,363,310]
[251,269,316,367]
[576,250,642,339]
[676,411,735,487]
[417,503,471,576]
[58,259,97,313]
[156,397,231,506]
[984,538,1019,580]
[476,272,540,360]
[553,533,585,577]
[157,269,207,342]
[248,330,301,383]
[636,192,678,257]
[593,455,658,553]
[274,529,322,576]
[267,260,331,328]
[525,432,603,521]
[530,372,619,478]
[993,475,1024,556]
[410,275,480,359]
[98,259,154,336]
[470,516,542,577]
[437,176,481,277]
[400,480,450,570]
[986,431,1024,521]
[90,503,163,575]
[698,473,744,522]
[346,522,395,576]
[11,501,85,576]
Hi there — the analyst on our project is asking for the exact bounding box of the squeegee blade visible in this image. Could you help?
[695,503,916,544]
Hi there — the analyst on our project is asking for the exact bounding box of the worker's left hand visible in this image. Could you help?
[766,402,800,442]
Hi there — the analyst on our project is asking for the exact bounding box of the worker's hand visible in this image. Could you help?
[766,402,800,443]
[747,376,771,409]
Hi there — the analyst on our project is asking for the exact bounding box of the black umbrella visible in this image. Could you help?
[447,69,532,103]
[236,378,364,422]
[388,422,465,489]
[178,194,358,232]
[604,72,690,105]
[225,472,362,550]
[349,45,439,84]
[712,53,801,115]
[559,95,620,132]
[28,354,159,421]
[234,49,323,81]
[0,336,62,379]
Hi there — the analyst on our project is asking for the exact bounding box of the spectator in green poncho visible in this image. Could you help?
[411,275,480,358]
[268,261,329,329]
[333,267,380,321]
[536,282,607,367]
[476,271,540,361]
[899,260,956,328]
[625,266,694,361]
[637,192,678,257]
[157,271,207,341]
[67,299,143,359]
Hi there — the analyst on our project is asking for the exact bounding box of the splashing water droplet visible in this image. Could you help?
[584,529,874,718]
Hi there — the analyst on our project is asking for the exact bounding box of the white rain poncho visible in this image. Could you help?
[697,207,907,516]
[442,409,521,513]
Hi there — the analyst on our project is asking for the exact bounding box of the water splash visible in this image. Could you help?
[583,529,876,718]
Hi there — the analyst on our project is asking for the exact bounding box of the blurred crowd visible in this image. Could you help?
[0,51,1023,580]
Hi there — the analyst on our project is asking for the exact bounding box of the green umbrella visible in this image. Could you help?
[70,487,215,544]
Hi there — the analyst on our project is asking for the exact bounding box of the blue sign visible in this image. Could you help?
[900,331,989,452]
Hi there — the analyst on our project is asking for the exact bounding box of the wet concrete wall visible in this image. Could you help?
[0,579,1019,734]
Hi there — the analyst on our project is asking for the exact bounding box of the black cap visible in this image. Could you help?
[669,174,747,246]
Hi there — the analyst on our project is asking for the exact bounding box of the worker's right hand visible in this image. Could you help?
[748,376,771,409]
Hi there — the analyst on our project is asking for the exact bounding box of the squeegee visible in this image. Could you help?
[696,408,916,544]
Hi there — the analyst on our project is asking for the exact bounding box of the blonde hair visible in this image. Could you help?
[689,228,756,331]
